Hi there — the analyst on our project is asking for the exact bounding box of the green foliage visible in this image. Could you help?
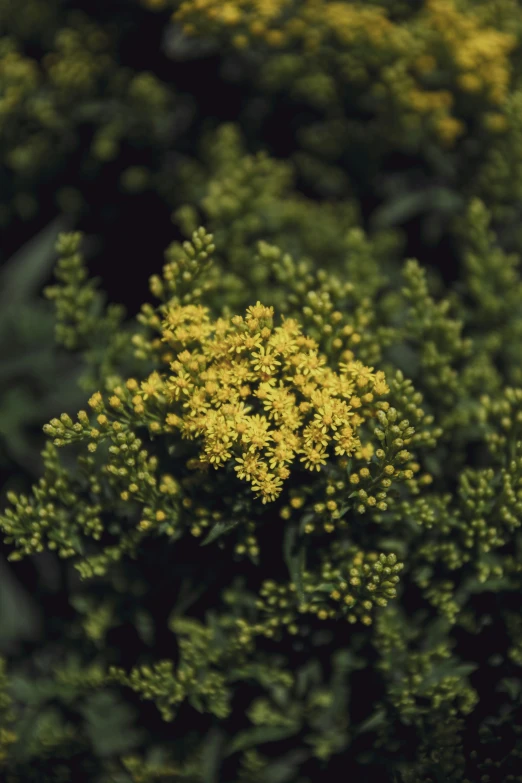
[2,205,522,779]
[0,220,83,478]
[0,0,177,226]
[167,0,522,250]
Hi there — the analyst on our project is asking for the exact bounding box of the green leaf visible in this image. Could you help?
[499,678,522,701]
[355,707,387,735]
[336,503,351,519]
[258,750,310,783]
[418,662,477,694]
[298,510,314,534]
[201,519,241,545]
[379,538,407,558]
[82,691,144,757]
[169,579,209,620]
[295,660,322,699]
[200,728,224,783]
[226,723,300,756]
[313,583,336,594]
[134,609,155,646]
[371,188,463,231]
[0,217,66,310]
[8,674,51,707]
[283,524,306,603]
[188,693,205,713]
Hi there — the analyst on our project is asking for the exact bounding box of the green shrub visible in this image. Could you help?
[1,197,522,780]
[0,0,179,227]
[163,0,522,248]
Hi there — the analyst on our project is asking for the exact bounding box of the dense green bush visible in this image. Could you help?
[1,1,522,782]
[1,198,522,781]
[165,0,522,249]
[0,0,178,228]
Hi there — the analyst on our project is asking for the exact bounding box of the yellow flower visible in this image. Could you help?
[242,415,273,452]
[356,442,375,461]
[312,403,342,432]
[229,359,254,383]
[333,425,359,456]
[234,453,265,481]
[297,349,326,376]
[204,439,232,467]
[251,346,281,375]
[140,371,164,400]
[213,383,238,406]
[246,302,274,321]
[300,381,319,399]
[415,54,437,74]
[268,328,299,357]
[373,371,389,396]
[237,333,263,353]
[436,116,465,146]
[183,388,209,413]
[266,441,295,468]
[262,384,296,419]
[458,73,482,93]
[88,392,103,411]
[160,301,383,501]
[167,370,194,401]
[299,445,328,472]
[302,422,330,449]
[280,406,303,432]
[482,112,508,133]
[251,473,284,503]
[166,413,182,427]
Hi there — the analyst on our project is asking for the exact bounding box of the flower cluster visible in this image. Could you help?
[172,0,517,149]
[246,550,404,632]
[2,198,522,780]
[160,300,389,502]
[157,0,522,257]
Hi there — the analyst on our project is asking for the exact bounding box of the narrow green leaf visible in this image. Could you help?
[371,188,463,231]
[296,661,322,699]
[188,693,205,713]
[355,707,387,735]
[200,728,224,783]
[201,519,240,545]
[313,583,336,594]
[0,217,66,308]
[283,525,306,603]
[226,724,300,756]
[258,750,310,783]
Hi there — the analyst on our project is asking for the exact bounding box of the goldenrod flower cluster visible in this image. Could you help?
[172,0,516,149]
[2,197,522,780]
[159,300,389,503]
